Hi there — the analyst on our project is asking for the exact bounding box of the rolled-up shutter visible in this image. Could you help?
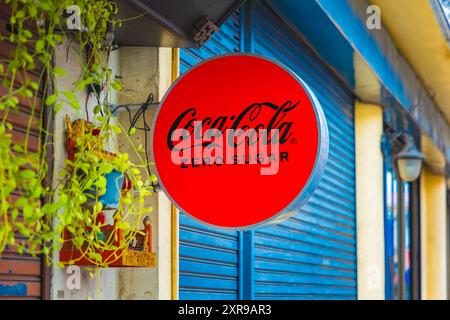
[0,4,45,300]
[251,2,356,300]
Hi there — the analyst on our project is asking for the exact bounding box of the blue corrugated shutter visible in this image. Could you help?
[251,2,356,300]
[178,12,242,300]
[178,1,356,300]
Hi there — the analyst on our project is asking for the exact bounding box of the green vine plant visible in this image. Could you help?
[0,0,156,268]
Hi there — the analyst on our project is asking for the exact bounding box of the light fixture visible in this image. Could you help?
[395,134,425,182]
[105,21,115,46]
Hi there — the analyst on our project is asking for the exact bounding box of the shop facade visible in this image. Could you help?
[172,0,450,300]
[0,0,448,300]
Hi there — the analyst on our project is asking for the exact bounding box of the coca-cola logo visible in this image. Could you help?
[152,54,328,229]
[168,101,298,175]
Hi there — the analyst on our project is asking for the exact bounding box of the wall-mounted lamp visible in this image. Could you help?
[105,21,115,46]
[395,134,425,182]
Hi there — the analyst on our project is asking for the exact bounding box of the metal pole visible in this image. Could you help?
[397,175,406,300]
[410,179,421,300]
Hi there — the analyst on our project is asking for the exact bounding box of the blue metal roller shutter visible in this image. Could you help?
[179,12,241,300]
[251,2,357,300]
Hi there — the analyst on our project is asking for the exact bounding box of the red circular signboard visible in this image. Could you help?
[152,54,328,229]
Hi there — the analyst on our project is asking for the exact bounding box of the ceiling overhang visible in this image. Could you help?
[114,0,246,48]
[311,0,450,171]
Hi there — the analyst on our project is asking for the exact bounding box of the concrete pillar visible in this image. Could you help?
[421,166,448,300]
[170,48,180,300]
[355,101,385,299]
[51,41,119,300]
[116,47,174,300]
[51,43,175,300]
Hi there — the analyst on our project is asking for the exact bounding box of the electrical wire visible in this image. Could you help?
[111,93,157,191]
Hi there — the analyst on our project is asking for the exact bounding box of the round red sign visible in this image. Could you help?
[152,54,328,229]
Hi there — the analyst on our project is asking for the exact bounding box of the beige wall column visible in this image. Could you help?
[355,101,385,300]
[116,47,173,300]
[50,42,176,300]
[51,41,120,300]
[51,41,118,300]
[157,47,175,300]
[420,166,448,300]
[170,48,180,300]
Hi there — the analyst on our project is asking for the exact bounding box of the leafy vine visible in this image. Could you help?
[0,0,155,267]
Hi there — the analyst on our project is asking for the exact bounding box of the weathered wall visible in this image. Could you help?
[421,165,448,300]
[116,47,173,300]
[355,101,385,299]
[51,41,120,300]
[51,44,175,300]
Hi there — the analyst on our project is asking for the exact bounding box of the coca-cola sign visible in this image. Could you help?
[151,54,328,229]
